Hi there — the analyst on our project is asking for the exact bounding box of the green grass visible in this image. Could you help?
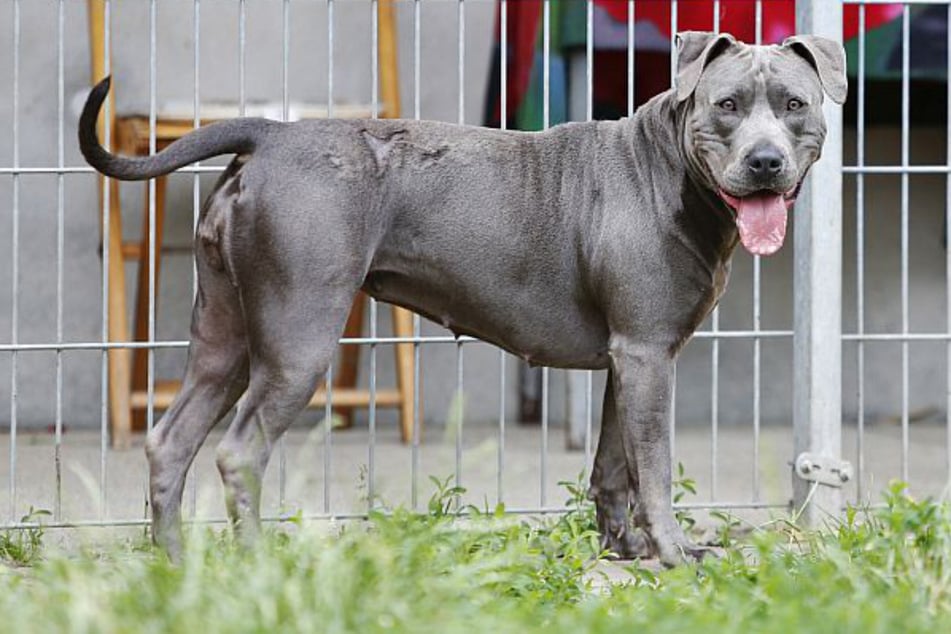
[1,480,950,633]
[0,507,50,567]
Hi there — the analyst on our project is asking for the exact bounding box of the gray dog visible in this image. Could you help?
[79,31,846,566]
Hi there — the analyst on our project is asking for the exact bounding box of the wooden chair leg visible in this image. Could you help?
[378,0,401,119]
[392,306,417,443]
[131,176,167,430]
[104,178,132,449]
[378,0,414,442]
[333,292,367,428]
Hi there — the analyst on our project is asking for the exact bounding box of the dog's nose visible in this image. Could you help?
[745,145,785,179]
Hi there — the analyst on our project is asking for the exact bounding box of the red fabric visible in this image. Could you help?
[489,1,907,125]
[843,4,904,41]
[594,1,903,45]
[497,0,544,127]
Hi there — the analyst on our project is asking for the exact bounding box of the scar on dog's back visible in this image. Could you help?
[360,126,450,175]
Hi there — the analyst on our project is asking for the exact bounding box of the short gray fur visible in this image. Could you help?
[78,31,846,566]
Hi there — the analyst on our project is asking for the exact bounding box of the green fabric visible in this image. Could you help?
[844,7,947,81]
[844,19,904,80]
[515,2,570,131]
[560,1,588,50]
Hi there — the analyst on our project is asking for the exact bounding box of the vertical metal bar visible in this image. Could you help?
[327,0,334,119]
[946,2,951,492]
[278,0,290,510]
[584,0,594,478]
[411,313,421,509]
[193,0,202,296]
[540,366,549,507]
[752,0,763,503]
[710,0,722,502]
[669,0,678,472]
[367,0,380,514]
[543,0,549,130]
[147,0,157,440]
[793,0,843,525]
[414,0,420,121]
[670,371,677,468]
[323,0,335,516]
[498,352,506,505]
[900,4,910,484]
[497,0,508,506]
[455,345,464,493]
[584,369,593,476]
[372,0,379,120]
[323,365,333,514]
[187,0,202,520]
[540,0,551,507]
[239,0,246,116]
[710,309,720,499]
[410,0,422,510]
[146,0,158,524]
[55,0,65,523]
[627,0,634,117]
[457,0,466,501]
[586,0,593,123]
[857,2,867,502]
[99,0,112,522]
[458,0,464,125]
[669,0,678,86]
[500,0,507,129]
[368,301,377,511]
[9,0,19,523]
[754,2,763,41]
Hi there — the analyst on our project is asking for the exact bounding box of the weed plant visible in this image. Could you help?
[0,479,948,633]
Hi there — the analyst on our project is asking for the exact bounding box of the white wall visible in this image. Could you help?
[0,1,945,435]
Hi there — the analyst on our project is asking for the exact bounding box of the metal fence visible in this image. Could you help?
[0,0,947,533]
[842,0,951,508]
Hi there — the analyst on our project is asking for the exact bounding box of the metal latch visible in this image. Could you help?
[794,453,853,488]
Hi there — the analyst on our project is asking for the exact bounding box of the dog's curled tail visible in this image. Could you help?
[79,76,274,181]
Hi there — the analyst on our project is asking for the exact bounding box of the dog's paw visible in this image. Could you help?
[656,540,722,568]
[597,509,652,559]
[600,525,653,560]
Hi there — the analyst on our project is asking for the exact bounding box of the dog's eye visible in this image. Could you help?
[718,98,736,112]
[787,98,804,111]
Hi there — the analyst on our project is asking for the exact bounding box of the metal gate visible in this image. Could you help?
[0,0,945,533]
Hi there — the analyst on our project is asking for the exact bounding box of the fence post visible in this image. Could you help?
[792,0,844,526]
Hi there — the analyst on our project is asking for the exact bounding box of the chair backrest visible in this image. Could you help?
[86,0,401,121]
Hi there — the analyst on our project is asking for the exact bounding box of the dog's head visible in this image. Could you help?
[675,31,847,256]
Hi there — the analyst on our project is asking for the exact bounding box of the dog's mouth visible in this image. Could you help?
[718,183,800,256]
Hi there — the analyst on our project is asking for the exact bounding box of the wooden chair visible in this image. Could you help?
[87,0,418,449]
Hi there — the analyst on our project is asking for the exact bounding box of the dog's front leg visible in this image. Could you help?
[589,374,651,559]
[608,337,706,567]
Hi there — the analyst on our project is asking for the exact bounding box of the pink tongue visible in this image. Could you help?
[734,193,788,256]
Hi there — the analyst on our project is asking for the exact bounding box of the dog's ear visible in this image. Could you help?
[782,35,848,105]
[675,31,736,102]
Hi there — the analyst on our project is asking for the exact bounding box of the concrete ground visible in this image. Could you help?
[0,420,947,550]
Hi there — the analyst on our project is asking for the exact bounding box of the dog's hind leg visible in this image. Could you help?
[213,266,359,544]
[145,255,250,560]
[589,374,651,559]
